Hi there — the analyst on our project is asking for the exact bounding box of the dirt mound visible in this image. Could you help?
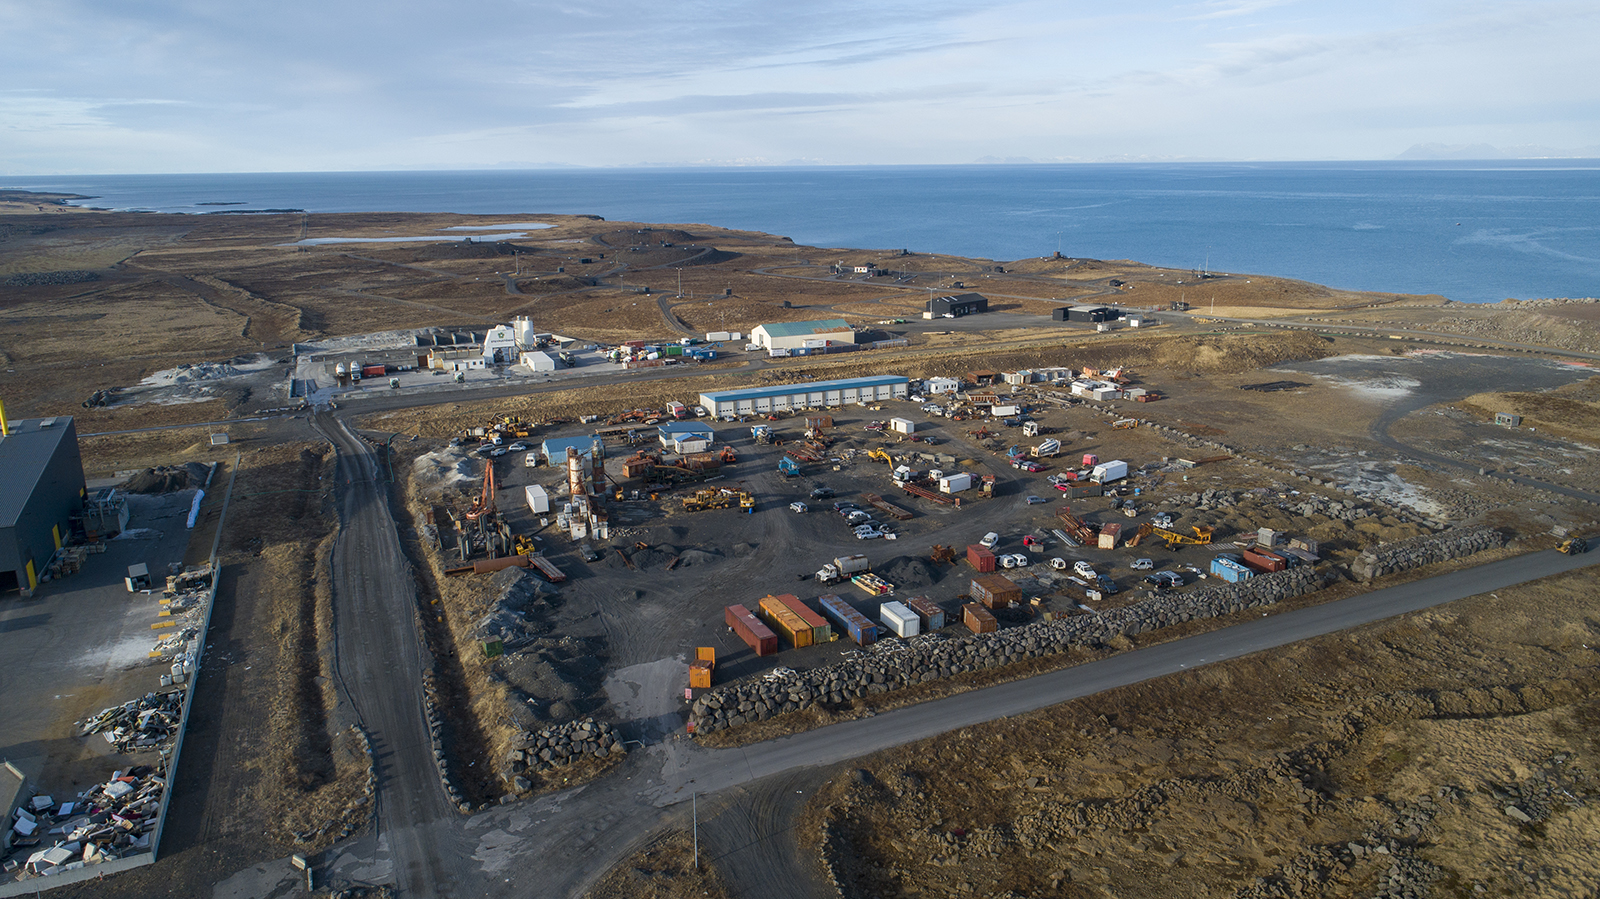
[676,549,723,568]
[124,462,210,493]
[628,544,680,569]
[499,635,608,723]
[732,542,760,557]
[873,555,944,589]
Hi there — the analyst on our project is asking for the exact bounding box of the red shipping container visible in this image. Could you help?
[1242,547,1288,573]
[966,545,997,572]
[361,364,386,378]
[725,604,778,656]
[773,594,833,644]
[963,602,998,634]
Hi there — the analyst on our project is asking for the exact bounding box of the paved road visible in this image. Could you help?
[312,414,477,897]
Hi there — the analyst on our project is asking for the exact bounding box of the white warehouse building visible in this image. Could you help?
[699,376,909,417]
[749,319,855,352]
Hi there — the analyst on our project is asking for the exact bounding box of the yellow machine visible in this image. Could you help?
[682,488,755,512]
[1131,523,1215,547]
[866,448,894,465]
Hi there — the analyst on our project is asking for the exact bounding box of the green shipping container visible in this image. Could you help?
[665,345,684,356]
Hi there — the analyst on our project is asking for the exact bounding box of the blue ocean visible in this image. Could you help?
[7,161,1598,305]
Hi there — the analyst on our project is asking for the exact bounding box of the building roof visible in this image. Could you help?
[700,375,908,404]
[754,319,852,339]
[542,436,603,458]
[0,417,75,528]
[658,422,713,437]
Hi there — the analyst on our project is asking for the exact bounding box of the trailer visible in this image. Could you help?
[852,573,895,596]
[818,594,879,646]
[525,554,567,583]
[862,493,914,521]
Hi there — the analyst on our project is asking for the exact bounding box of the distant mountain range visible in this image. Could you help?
[1396,143,1600,160]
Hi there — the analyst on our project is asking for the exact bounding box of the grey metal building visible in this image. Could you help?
[1053,304,1117,323]
[0,416,86,595]
[927,292,988,317]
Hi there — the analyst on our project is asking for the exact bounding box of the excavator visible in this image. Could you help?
[866,448,894,465]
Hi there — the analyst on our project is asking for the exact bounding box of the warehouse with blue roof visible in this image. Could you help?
[698,376,909,417]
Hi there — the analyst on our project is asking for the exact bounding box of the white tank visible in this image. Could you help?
[513,316,538,347]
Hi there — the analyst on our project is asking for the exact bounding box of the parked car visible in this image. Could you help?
[506,442,527,452]
[1074,560,1097,578]
[810,486,836,499]
[1006,553,1031,567]
[1144,571,1184,588]
[789,501,808,513]
[833,502,862,514]
[1130,558,1154,570]
[1025,495,1047,504]
[855,528,884,540]
[980,532,1000,549]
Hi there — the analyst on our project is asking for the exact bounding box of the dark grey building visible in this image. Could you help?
[0,416,86,595]
[927,292,988,317]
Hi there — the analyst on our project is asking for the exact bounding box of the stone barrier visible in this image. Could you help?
[1350,526,1504,581]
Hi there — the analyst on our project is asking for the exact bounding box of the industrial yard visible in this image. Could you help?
[1,206,1598,898]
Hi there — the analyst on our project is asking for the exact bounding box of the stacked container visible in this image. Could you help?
[879,601,920,638]
[757,596,814,649]
[903,596,945,631]
[725,604,779,655]
[970,574,1022,609]
[963,603,999,634]
[818,594,879,646]
[773,594,833,644]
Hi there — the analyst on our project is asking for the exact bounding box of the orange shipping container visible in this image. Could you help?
[970,573,1022,609]
[689,660,713,689]
[963,602,998,634]
[772,594,833,643]
[757,598,814,649]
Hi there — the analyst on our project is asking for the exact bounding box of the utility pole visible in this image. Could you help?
[692,792,699,869]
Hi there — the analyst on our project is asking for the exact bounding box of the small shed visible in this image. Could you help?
[1494,412,1522,427]
[522,351,558,371]
[888,417,916,434]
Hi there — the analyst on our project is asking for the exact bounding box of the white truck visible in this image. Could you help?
[816,553,871,584]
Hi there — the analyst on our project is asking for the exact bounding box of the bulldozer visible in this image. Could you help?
[682,487,755,513]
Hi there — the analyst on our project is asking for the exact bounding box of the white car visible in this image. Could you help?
[1130,558,1154,570]
[1000,554,1018,568]
[1006,553,1031,568]
[506,442,527,452]
[789,501,808,513]
[1074,560,1097,578]
[980,532,1000,549]
[855,528,884,540]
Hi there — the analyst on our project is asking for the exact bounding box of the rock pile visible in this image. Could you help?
[507,717,625,787]
[690,566,1327,735]
[1350,526,1504,580]
[421,670,473,814]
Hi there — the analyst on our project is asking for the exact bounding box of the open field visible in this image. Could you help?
[4,208,1600,897]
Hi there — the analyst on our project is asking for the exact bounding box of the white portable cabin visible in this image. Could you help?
[939,472,974,493]
[879,601,920,638]
[888,417,916,434]
[524,485,551,514]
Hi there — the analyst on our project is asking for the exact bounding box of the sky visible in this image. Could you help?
[2,0,1598,174]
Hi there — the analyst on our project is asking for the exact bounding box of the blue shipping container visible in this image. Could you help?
[818,594,879,646]
[1210,556,1254,583]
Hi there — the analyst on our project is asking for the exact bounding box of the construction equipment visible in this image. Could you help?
[777,457,802,477]
[1132,523,1216,547]
[751,425,774,444]
[719,445,737,463]
[866,448,894,465]
[1557,536,1589,555]
[929,544,957,564]
[682,487,755,512]
[967,426,994,440]
[1112,418,1138,430]
[1032,438,1061,458]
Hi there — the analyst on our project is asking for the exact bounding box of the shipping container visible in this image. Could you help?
[1210,556,1254,583]
[1098,522,1123,550]
[818,594,879,646]
[689,660,713,689]
[1068,484,1103,498]
[963,602,999,634]
[966,544,997,572]
[765,604,815,648]
[524,484,550,514]
[773,594,833,644]
[970,573,1022,609]
[725,604,779,655]
[361,364,387,378]
[904,595,946,630]
[1241,547,1288,573]
[939,472,974,493]
[879,601,920,638]
[888,417,916,434]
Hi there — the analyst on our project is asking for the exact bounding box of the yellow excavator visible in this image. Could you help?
[1130,523,1215,547]
[866,448,894,465]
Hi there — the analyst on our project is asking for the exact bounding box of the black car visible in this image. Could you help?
[811,486,836,499]
[833,501,861,514]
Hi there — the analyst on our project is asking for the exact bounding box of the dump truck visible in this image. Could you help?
[816,553,871,583]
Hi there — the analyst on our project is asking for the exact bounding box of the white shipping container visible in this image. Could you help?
[990,404,1020,417]
[705,331,732,342]
[888,417,916,434]
[879,601,920,638]
[524,485,551,514]
[939,472,974,493]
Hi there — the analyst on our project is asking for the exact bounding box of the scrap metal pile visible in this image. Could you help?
[77,689,186,753]
[5,765,166,880]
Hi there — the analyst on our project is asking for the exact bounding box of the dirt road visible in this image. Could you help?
[313,414,478,896]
